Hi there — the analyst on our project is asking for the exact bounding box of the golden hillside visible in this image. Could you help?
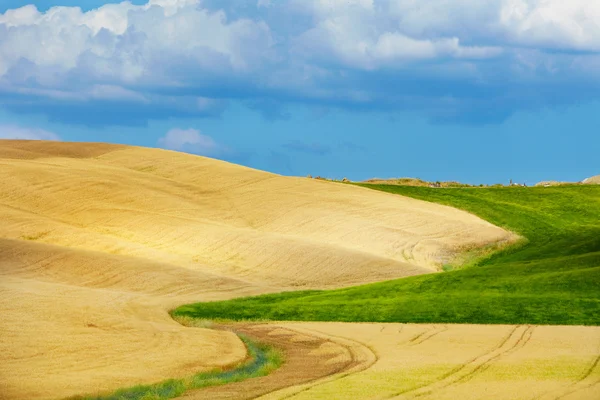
[0,140,514,399]
[583,175,600,184]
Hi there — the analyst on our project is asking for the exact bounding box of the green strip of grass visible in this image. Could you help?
[173,185,600,326]
[63,325,283,400]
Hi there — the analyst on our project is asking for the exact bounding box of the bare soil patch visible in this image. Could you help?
[183,323,375,400]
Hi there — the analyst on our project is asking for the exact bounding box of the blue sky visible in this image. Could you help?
[0,0,599,184]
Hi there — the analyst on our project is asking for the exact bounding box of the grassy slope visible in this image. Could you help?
[174,185,600,325]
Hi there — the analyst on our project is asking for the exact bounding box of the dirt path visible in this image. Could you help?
[182,323,377,400]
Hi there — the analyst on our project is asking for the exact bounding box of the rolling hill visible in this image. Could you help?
[0,140,513,399]
[176,184,600,325]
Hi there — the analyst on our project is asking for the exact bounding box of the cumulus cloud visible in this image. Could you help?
[0,0,271,75]
[291,0,600,69]
[158,128,228,156]
[0,0,273,125]
[292,2,503,69]
[0,125,60,140]
[0,0,599,125]
[499,0,600,51]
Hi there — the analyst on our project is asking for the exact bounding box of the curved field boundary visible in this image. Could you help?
[182,323,377,400]
[258,325,379,400]
[62,329,281,400]
[65,319,374,400]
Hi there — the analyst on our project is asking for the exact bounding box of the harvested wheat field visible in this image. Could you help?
[251,322,600,400]
[0,140,516,399]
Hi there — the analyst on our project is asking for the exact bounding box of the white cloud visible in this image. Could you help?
[374,34,502,62]
[158,128,226,156]
[292,0,600,70]
[0,1,599,125]
[0,1,274,80]
[0,1,275,125]
[0,125,61,140]
[0,1,598,82]
[294,14,503,70]
[385,0,600,51]
[499,0,600,51]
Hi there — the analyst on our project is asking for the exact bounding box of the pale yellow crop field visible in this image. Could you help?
[257,322,600,400]
[3,141,598,400]
[0,140,516,399]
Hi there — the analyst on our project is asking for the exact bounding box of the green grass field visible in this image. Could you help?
[174,185,600,326]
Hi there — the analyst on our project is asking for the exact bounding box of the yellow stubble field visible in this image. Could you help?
[256,322,600,400]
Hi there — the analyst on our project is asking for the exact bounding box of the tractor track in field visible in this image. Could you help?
[181,323,377,400]
[273,325,379,400]
[535,340,600,400]
[387,325,535,399]
[408,325,449,346]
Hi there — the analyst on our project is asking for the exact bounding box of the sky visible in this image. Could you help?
[0,0,599,184]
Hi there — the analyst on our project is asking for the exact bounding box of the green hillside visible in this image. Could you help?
[173,185,600,325]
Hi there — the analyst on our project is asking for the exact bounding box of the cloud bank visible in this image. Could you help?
[0,0,599,125]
